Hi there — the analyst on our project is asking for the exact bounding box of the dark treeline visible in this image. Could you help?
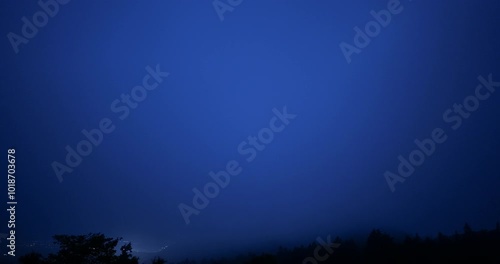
[19,223,500,264]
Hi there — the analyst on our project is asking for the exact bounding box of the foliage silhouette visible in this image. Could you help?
[18,223,500,264]
[151,256,168,264]
[18,233,154,264]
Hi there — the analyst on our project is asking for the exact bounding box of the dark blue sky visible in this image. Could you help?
[1,0,500,261]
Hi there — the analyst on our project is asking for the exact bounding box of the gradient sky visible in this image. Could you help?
[1,0,500,261]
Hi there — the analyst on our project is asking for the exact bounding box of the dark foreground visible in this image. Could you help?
[11,223,500,264]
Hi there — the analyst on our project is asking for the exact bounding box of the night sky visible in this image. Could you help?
[1,0,500,261]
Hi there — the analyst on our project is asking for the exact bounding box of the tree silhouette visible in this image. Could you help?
[18,233,159,264]
[46,233,120,263]
[151,256,168,264]
[17,224,500,264]
[364,229,396,263]
[246,253,277,264]
[116,242,139,264]
[19,252,45,264]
